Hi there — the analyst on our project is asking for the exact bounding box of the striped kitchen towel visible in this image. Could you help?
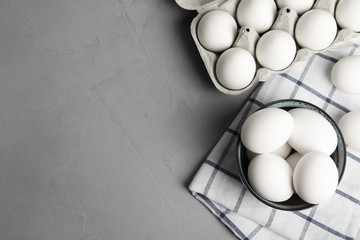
[189,40,360,240]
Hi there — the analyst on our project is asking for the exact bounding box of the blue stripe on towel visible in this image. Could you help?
[316,53,338,63]
[336,189,360,205]
[205,158,360,207]
[204,159,240,182]
[293,211,354,240]
[203,132,238,195]
[289,54,315,98]
[280,73,350,113]
[298,206,318,240]
[348,152,360,163]
[226,128,239,137]
[196,193,249,240]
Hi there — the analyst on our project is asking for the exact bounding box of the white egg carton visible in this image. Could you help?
[175,0,360,95]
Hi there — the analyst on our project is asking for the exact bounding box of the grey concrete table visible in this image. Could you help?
[0,0,358,240]
[0,0,252,239]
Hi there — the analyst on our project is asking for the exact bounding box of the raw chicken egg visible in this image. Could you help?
[216,48,256,90]
[288,108,338,155]
[276,0,315,14]
[336,0,360,32]
[197,10,238,52]
[256,30,297,71]
[286,152,303,171]
[338,111,360,153]
[272,142,292,158]
[293,151,339,204]
[295,9,337,50]
[248,153,294,202]
[236,0,277,34]
[246,142,292,159]
[241,108,294,154]
[331,55,360,94]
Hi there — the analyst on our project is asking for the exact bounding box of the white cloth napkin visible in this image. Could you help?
[189,40,360,240]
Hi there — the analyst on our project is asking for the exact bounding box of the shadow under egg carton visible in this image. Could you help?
[175,0,360,95]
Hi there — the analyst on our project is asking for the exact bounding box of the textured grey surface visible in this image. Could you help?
[0,0,252,239]
[2,1,358,239]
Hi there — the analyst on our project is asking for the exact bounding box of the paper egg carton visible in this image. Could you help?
[175,0,360,95]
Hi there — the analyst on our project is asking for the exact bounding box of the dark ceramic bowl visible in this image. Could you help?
[236,99,347,211]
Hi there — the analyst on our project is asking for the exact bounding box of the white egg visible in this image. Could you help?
[256,30,297,71]
[276,0,315,14]
[293,151,339,204]
[338,111,360,153]
[236,0,277,34]
[197,10,238,52]
[336,0,360,32]
[286,152,303,171]
[248,154,294,202]
[247,142,292,159]
[272,142,292,158]
[241,108,294,154]
[295,9,337,50]
[331,55,360,94]
[216,48,256,90]
[288,108,338,155]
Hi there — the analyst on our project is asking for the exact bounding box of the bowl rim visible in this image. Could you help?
[236,99,347,211]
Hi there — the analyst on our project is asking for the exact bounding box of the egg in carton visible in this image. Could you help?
[175,0,360,95]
